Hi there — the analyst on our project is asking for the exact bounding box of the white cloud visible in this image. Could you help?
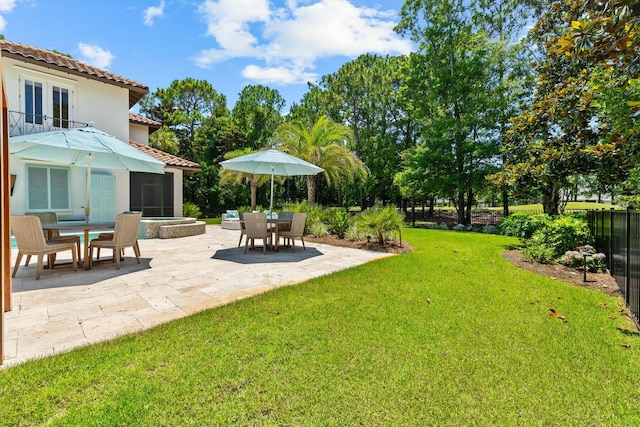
[0,0,17,31]
[77,43,115,69]
[144,1,165,26]
[193,0,412,85]
[242,63,318,85]
[0,0,17,12]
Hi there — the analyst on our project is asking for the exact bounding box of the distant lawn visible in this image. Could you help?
[1,229,640,425]
[505,201,622,211]
[201,217,221,225]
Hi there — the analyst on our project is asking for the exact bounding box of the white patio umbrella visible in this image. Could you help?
[219,148,323,212]
[10,124,165,221]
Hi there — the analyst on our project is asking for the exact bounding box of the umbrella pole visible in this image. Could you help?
[84,154,92,223]
[269,166,274,219]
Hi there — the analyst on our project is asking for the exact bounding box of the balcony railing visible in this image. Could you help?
[9,111,89,137]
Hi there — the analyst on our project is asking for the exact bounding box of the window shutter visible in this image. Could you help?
[27,166,70,210]
[50,168,70,210]
[27,166,48,210]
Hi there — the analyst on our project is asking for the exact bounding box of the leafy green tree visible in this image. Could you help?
[273,115,368,205]
[195,115,250,165]
[492,0,631,214]
[149,125,178,154]
[396,0,503,224]
[231,85,286,149]
[182,163,223,218]
[139,78,228,161]
[556,0,640,199]
[313,54,415,208]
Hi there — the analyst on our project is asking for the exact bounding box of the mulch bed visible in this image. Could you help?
[303,234,413,254]
[502,249,621,296]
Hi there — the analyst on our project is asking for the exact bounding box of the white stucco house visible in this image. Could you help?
[2,39,199,221]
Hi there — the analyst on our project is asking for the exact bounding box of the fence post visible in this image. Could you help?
[610,208,615,276]
[626,207,631,304]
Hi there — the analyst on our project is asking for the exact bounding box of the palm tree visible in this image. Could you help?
[273,115,368,205]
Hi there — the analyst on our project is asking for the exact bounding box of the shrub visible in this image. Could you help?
[309,220,329,238]
[346,225,363,241]
[522,242,557,264]
[560,245,607,273]
[354,205,404,244]
[325,208,351,239]
[282,201,324,234]
[522,215,594,263]
[482,225,497,234]
[453,223,473,232]
[183,202,202,218]
[497,212,551,239]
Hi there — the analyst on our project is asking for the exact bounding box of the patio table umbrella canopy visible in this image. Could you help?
[219,148,323,211]
[10,124,165,220]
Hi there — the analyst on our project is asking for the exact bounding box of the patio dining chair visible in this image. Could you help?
[89,212,142,269]
[96,211,141,258]
[279,212,307,251]
[237,211,247,247]
[11,215,78,280]
[243,212,271,254]
[29,211,81,263]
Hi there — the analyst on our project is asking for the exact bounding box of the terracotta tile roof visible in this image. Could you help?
[129,140,201,171]
[129,112,162,132]
[0,39,148,108]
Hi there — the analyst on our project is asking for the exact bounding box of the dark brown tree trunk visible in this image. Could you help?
[542,184,560,215]
[502,187,509,217]
[411,194,416,226]
[428,196,435,219]
[465,188,473,225]
[457,189,465,225]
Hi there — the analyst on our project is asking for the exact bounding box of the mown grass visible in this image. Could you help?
[2,228,640,425]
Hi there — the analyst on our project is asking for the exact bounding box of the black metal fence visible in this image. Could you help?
[587,209,640,320]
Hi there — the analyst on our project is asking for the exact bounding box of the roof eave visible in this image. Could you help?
[2,51,148,108]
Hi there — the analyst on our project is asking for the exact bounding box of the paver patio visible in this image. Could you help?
[4,225,392,368]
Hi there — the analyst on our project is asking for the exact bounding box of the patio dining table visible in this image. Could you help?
[42,222,115,270]
[241,218,292,252]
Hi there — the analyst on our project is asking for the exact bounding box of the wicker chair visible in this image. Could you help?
[279,213,307,251]
[11,215,78,280]
[89,212,142,269]
[29,212,81,262]
[243,212,271,254]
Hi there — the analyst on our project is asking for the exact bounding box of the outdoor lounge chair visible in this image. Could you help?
[243,212,271,254]
[221,209,242,230]
[279,212,307,251]
[11,215,78,280]
[89,212,142,269]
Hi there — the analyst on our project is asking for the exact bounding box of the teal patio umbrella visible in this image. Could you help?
[219,148,323,212]
[10,124,165,220]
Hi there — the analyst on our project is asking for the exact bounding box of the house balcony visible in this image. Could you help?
[9,110,89,137]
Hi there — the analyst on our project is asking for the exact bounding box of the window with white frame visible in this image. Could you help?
[25,80,43,125]
[20,74,75,130]
[52,86,69,128]
[26,165,71,211]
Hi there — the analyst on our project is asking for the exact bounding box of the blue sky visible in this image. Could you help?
[0,0,414,111]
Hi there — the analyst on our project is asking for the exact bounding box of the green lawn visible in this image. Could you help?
[2,228,640,425]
